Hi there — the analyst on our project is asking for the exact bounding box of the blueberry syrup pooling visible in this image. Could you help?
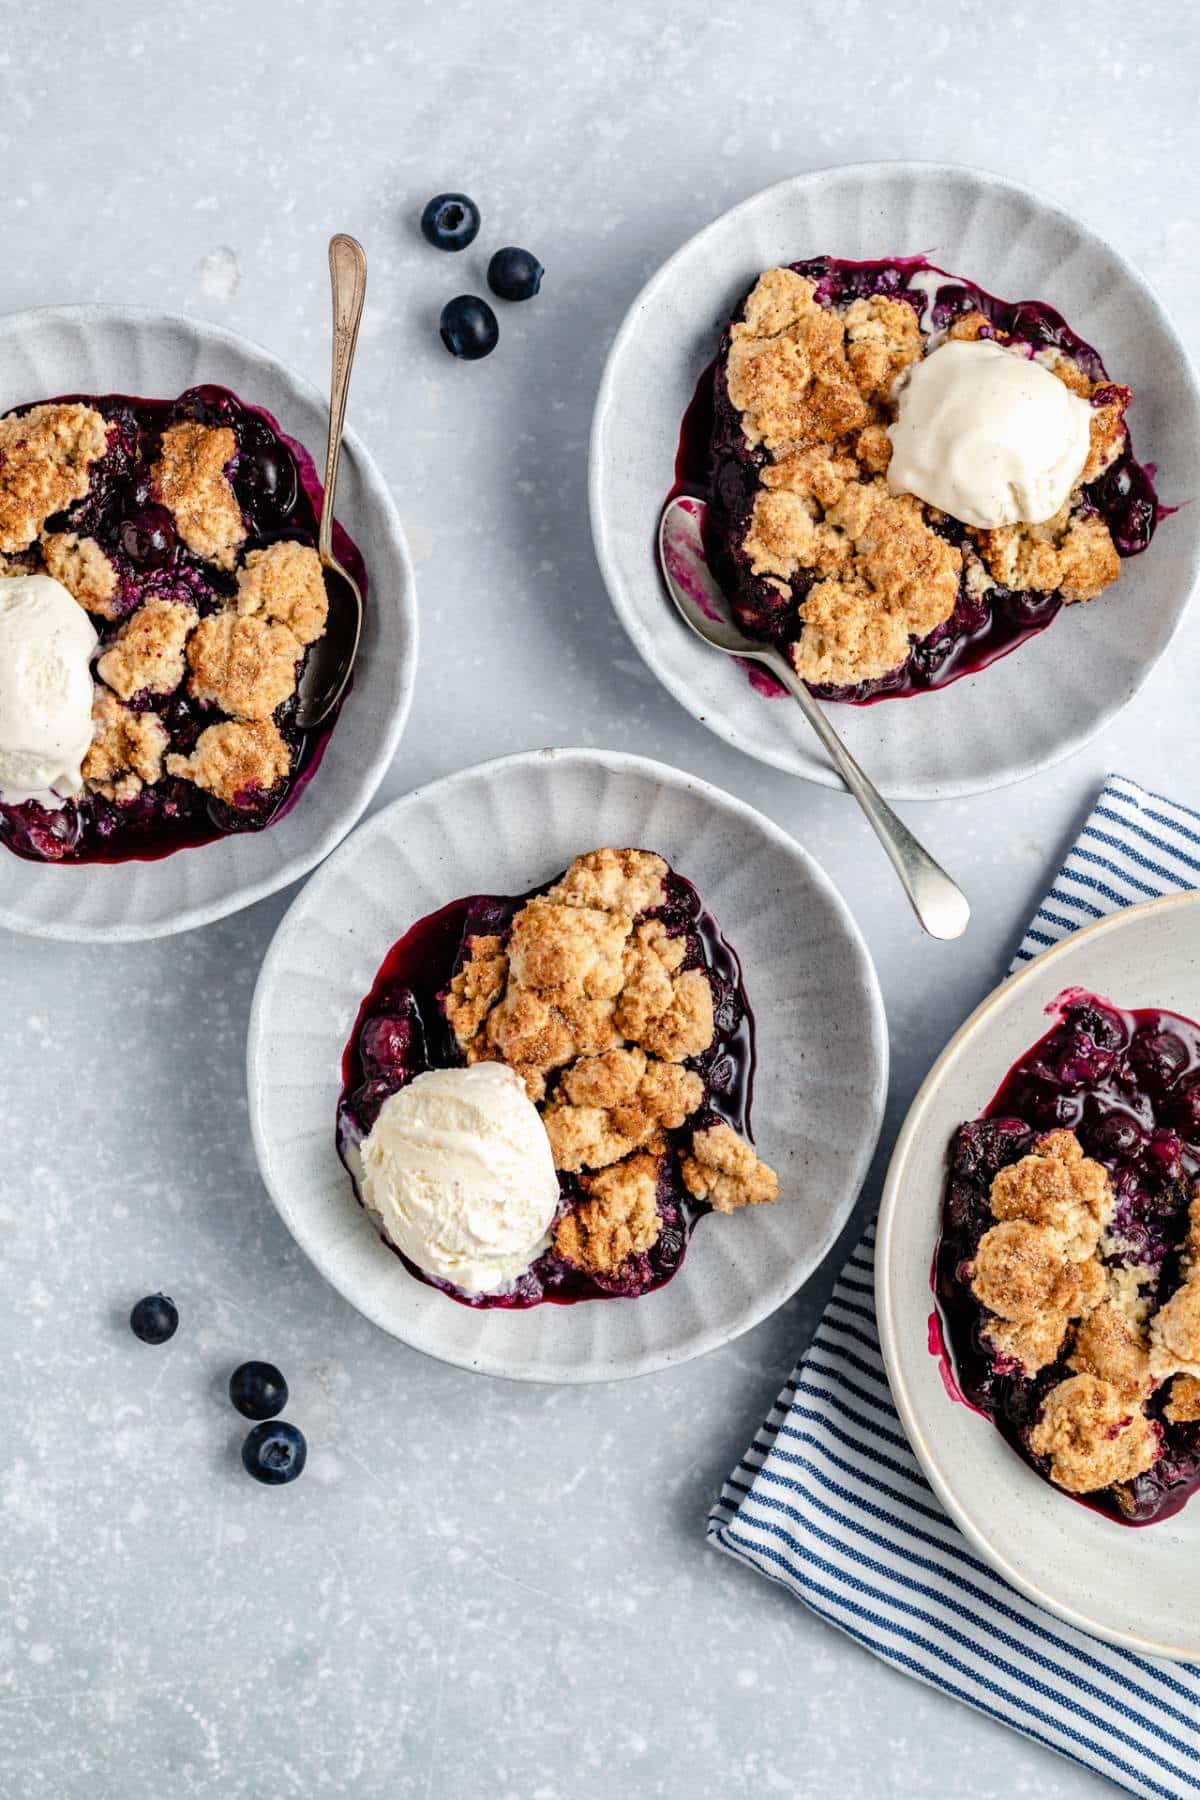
[335,863,758,1308]
[0,384,366,864]
[670,256,1163,706]
[935,989,1200,1525]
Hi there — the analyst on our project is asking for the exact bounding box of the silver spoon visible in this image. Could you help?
[659,494,970,941]
[294,233,368,730]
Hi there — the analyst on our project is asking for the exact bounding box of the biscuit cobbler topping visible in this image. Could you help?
[0,384,365,863]
[336,847,779,1306]
[937,990,1200,1524]
[677,256,1160,702]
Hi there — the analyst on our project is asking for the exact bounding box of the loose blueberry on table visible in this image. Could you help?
[241,1420,307,1486]
[671,255,1162,705]
[0,384,367,864]
[439,294,500,361]
[129,1292,179,1344]
[419,192,482,253]
[935,989,1200,1525]
[336,847,779,1308]
[229,1361,289,1421]
[487,246,544,302]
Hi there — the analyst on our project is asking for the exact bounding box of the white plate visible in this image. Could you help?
[876,892,1200,1657]
[247,748,888,1383]
[589,162,1200,801]
[0,305,418,940]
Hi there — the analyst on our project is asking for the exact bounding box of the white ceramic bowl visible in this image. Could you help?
[247,748,888,1383]
[876,892,1200,1657]
[590,162,1200,801]
[0,305,417,940]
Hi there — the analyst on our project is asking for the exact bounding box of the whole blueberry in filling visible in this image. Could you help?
[0,384,367,864]
[671,256,1162,706]
[335,847,779,1309]
[935,989,1200,1525]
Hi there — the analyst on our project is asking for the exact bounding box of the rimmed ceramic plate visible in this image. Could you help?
[877,891,1200,1657]
[247,748,888,1383]
[0,304,417,940]
[589,162,1200,801]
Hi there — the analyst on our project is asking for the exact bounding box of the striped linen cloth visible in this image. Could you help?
[708,774,1200,1797]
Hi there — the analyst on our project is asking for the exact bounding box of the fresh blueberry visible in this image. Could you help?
[439,295,498,360]
[119,507,176,570]
[228,1361,289,1421]
[241,1420,307,1486]
[129,1292,178,1345]
[486,246,544,302]
[420,193,481,252]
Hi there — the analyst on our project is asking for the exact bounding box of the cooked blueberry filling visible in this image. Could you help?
[0,383,365,865]
[671,255,1162,705]
[935,989,1200,1525]
[335,854,769,1308]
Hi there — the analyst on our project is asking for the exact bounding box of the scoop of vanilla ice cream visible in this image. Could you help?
[357,1063,560,1295]
[886,338,1094,529]
[0,574,99,806]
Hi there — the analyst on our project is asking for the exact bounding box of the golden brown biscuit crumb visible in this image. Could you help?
[186,610,302,720]
[970,1219,1105,1323]
[541,1046,704,1171]
[983,1312,1071,1377]
[153,422,245,568]
[0,403,108,553]
[945,311,993,343]
[989,1129,1113,1261]
[726,269,872,455]
[843,295,924,402]
[441,848,733,1145]
[1069,1299,1151,1399]
[554,1150,663,1275]
[1164,1374,1200,1425]
[81,687,169,802]
[745,470,962,688]
[444,936,509,1053]
[236,540,328,646]
[41,530,120,619]
[507,897,631,1000]
[1029,1373,1159,1493]
[977,512,1120,606]
[614,918,714,1062]
[1148,1272,1200,1382]
[680,1122,778,1214]
[549,847,668,917]
[166,718,290,808]
[96,597,197,701]
[483,989,621,1103]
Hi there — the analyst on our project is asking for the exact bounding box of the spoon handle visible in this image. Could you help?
[319,234,367,563]
[762,649,970,941]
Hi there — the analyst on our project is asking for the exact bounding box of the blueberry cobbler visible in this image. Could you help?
[0,385,364,862]
[673,256,1161,701]
[336,847,778,1307]
[936,989,1200,1524]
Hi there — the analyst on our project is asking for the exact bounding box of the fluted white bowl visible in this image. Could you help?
[877,892,1200,1657]
[0,305,417,939]
[590,163,1200,800]
[247,749,888,1382]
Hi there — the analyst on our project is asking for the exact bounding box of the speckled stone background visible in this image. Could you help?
[2,3,1197,1795]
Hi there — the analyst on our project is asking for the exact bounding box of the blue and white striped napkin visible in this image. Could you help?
[708,774,1200,1798]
